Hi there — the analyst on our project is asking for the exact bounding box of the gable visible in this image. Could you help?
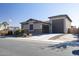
[21,18,50,25]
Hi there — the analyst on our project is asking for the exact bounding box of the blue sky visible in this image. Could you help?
[0,3,79,28]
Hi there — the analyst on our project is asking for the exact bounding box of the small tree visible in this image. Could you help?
[14,29,21,37]
[21,29,31,36]
[7,30,13,35]
[68,28,71,34]
[21,29,25,34]
[77,28,79,34]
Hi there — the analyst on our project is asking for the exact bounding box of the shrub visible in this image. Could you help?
[7,30,13,35]
[77,28,79,34]
[14,30,22,37]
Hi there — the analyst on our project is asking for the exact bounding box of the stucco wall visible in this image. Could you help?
[64,18,71,33]
[21,23,42,30]
[33,23,42,29]
[21,24,29,30]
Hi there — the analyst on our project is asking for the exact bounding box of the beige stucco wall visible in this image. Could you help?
[21,20,43,34]
[64,18,71,33]
[21,23,42,30]
[65,18,71,29]
[21,24,29,30]
[33,23,42,29]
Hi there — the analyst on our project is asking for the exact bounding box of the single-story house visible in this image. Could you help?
[21,19,50,34]
[20,14,72,34]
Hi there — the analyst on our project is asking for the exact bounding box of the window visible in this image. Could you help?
[30,24,33,30]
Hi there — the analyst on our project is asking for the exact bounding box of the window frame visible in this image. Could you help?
[29,24,33,31]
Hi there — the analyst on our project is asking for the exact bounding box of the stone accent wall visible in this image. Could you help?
[23,29,42,35]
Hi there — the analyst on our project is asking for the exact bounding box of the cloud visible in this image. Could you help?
[9,19,12,22]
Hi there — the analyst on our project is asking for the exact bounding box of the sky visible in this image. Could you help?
[0,3,79,28]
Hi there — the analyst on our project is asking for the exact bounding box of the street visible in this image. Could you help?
[0,37,79,56]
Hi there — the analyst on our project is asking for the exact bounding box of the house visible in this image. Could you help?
[21,14,72,34]
[21,18,50,34]
[0,22,9,31]
[8,26,20,34]
[0,22,9,35]
[49,15,72,33]
[9,26,20,31]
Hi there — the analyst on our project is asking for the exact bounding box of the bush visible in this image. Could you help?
[7,30,13,35]
[14,29,32,37]
[77,28,79,34]
[14,30,22,37]
[20,29,30,36]
[0,30,8,36]
[21,29,25,35]
[68,28,71,33]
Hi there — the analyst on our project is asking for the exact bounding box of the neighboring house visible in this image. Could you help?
[49,15,72,33]
[0,22,9,31]
[21,14,72,34]
[0,22,9,35]
[8,26,20,34]
[9,26,20,31]
[21,19,50,34]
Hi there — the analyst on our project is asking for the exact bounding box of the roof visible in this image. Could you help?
[20,18,50,24]
[2,22,9,25]
[48,14,72,22]
[9,26,19,28]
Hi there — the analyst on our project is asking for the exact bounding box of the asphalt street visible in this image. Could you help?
[0,38,78,56]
